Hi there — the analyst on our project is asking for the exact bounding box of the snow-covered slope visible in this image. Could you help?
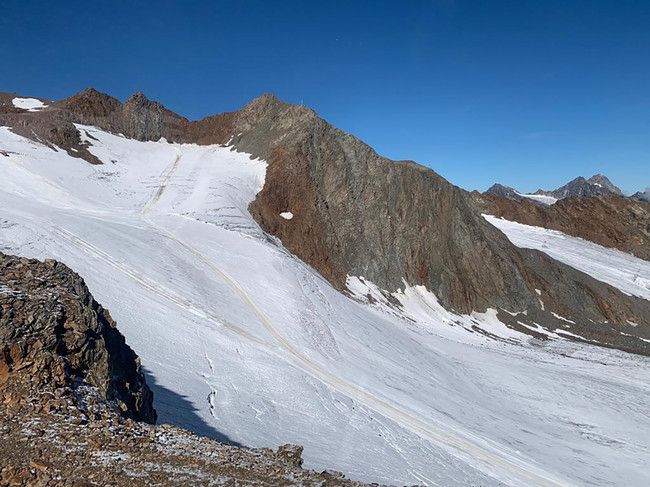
[1,126,649,486]
[484,215,650,301]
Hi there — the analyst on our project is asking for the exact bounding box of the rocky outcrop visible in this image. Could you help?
[480,194,650,262]
[0,252,156,422]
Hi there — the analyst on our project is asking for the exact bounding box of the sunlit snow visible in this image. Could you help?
[11,97,47,111]
[0,125,648,486]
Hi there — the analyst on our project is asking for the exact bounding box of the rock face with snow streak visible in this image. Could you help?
[533,174,623,199]
[1,89,649,352]
[480,193,650,262]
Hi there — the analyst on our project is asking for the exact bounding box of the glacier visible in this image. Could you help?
[0,125,649,486]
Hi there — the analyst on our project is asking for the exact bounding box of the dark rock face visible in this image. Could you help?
[480,194,650,262]
[0,253,156,423]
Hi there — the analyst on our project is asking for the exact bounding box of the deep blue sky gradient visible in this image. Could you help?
[1,0,649,193]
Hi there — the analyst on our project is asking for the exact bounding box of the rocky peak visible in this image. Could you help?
[485,183,522,200]
[588,173,623,195]
[57,87,122,119]
[122,91,187,141]
[631,187,650,202]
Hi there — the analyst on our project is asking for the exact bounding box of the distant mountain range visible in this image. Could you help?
[484,173,642,205]
[631,187,650,202]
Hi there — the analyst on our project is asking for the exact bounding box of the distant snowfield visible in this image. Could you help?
[515,192,558,205]
[11,97,47,111]
[484,215,650,301]
[1,125,649,486]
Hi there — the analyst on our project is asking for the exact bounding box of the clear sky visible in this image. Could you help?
[2,0,649,194]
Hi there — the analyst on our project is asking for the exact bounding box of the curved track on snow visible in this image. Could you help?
[136,149,569,487]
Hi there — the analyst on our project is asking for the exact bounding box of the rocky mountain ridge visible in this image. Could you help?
[1,88,649,354]
[479,194,650,261]
[535,174,623,199]
[486,173,626,203]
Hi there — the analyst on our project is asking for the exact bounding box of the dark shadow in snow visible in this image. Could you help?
[143,367,242,447]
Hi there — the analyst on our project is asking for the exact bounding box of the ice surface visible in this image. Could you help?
[1,125,649,486]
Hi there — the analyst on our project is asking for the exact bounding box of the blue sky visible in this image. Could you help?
[2,0,649,193]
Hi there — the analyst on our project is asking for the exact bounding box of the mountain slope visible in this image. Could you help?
[480,193,650,261]
[1,89,650,485]
[1,88,649,348]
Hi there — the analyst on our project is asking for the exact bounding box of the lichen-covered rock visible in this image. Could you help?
[0,252,156,423]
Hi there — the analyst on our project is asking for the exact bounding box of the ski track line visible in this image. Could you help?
[49,225,270,349]
[139,149,570,487]
[141,147,182,217]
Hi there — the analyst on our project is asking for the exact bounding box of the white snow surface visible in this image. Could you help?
[280,211,294,220]
[484,215,650,301]
[1,125,649,486]
[11,97,47,111]
[515,192,558,205]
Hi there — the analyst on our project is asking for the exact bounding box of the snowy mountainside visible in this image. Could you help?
[484,215,650,301]
[1,126,649,486]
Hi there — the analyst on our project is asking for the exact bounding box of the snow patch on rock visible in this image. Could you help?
[12,97,47,111]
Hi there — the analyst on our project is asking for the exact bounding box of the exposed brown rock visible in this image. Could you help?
[0,252,156,422]
[480,194,650,261]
